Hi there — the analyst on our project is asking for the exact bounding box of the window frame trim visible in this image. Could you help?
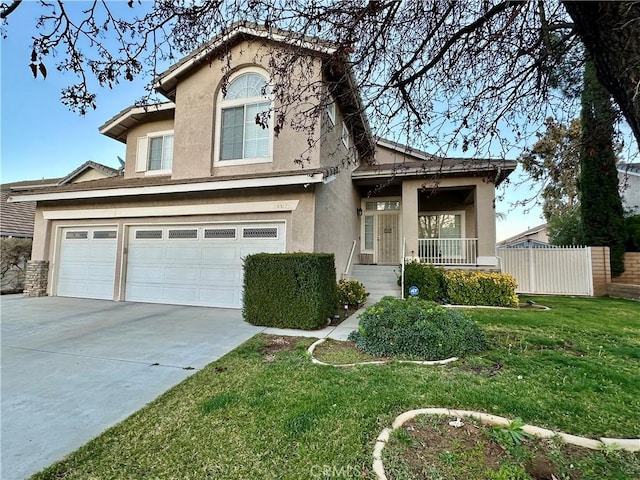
[417,210,466,239]
[136,129,174,176]
[213,67,274,167]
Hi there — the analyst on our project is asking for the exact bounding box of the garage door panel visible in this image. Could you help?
[200,267,239,283]
[165,246,200,261]
[197,287,241,308]
[128,245,164,261]
[201,247,236,263]
[127,265,164,281]
[125,223,285,308]
[163,267,200,282]
[57,228,117,300]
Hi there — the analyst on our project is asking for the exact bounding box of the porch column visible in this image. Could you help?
[475,181,498,266]
[402,180,420,259]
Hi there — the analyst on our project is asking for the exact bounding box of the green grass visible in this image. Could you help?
[32,296,640,479]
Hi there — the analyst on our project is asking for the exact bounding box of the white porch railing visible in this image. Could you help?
[417,238,478,265]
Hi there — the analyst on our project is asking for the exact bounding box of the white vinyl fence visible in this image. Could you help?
[497,246,593,296]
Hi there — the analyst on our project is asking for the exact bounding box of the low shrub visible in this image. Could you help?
[243,253,337,329]
[445,270,519,307]
[401,261,447,302]
[399,262,519,307]
[348,296,487,360]
[337,279,369,308]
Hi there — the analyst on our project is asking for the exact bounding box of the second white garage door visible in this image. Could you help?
[125,223,285,308]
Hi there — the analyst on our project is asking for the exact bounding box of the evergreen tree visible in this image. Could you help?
[579,60,627,276]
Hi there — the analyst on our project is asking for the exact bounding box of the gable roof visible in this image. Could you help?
[154,22,337,99]
[352,138,517,186]
[57,161,120,185]
[152,22,374,162]
[99,102,175,143]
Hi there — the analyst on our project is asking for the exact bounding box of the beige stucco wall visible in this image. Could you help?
[312,96,360,277]
[169,40,324,180]
[124,119,176,179]
[401,177,497,260]
[33,187,316,298]
[71,169,111,183]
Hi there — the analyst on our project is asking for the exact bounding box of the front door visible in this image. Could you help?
[377,214,400,264]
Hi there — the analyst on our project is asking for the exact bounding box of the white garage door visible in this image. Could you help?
[57,227,118,300]
[125,223,285,308]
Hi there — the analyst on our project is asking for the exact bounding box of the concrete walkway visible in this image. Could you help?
[1,295,362,480]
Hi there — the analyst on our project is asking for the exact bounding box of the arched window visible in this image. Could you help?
[216,70,272,164]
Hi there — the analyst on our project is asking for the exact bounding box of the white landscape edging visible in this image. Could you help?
[372,408,640,480]
[306,338,458,368]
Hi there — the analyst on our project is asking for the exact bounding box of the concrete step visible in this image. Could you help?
[350,265,401,303]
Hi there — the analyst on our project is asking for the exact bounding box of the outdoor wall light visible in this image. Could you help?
[356,207,363,216]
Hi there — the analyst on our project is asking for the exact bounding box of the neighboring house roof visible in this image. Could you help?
[8,168,332,203]
[499,239,551,248]
[497,223,549,247]
[353,138,517,186]
[1,178,60,237]
[617,162,640,177]
[57,160,120,184]
[3,162,119,234]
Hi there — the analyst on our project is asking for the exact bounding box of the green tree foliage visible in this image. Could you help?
[546,209,583,246]
[520,117,581,221]
[579,60,627,276]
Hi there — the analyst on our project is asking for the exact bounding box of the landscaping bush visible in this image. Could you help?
[401,261,447,302]
[445,270,519,307]
[336,279,369,308]
[348,296,487,360]
[399,262,519,307]
[243,253,337,329]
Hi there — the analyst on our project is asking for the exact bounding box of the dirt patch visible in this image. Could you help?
[260,335,300,362]
[385,416,595,480]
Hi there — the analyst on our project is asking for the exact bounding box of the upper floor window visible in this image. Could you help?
[136,130,173,175]
[342,123,350,149]
[327,99,336,125]
[215,70,273,166]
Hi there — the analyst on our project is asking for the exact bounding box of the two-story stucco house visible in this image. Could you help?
[10,24,516,308]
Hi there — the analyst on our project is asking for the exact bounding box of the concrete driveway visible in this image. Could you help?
[1,295,264,480]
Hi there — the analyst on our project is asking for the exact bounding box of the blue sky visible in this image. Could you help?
[0,1,545,241]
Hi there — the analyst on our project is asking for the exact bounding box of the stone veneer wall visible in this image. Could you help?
[24,260,49,297]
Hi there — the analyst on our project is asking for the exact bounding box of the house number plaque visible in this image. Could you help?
[384,228,392,233]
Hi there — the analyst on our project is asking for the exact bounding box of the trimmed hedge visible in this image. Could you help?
[348,296,487,360]
[445,270,519,307]
[243,253,337,330]
[400,263,519,307]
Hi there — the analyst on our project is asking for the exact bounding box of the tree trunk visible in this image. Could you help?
[563,1,640,147]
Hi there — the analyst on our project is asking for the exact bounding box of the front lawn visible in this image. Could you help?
[33,296,640,479]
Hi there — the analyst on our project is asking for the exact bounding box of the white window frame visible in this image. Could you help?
[326,98,336,125]
[213,67,274,167]
[341,122,350,149]
[135,129,174,176]
[418,211,466,239]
